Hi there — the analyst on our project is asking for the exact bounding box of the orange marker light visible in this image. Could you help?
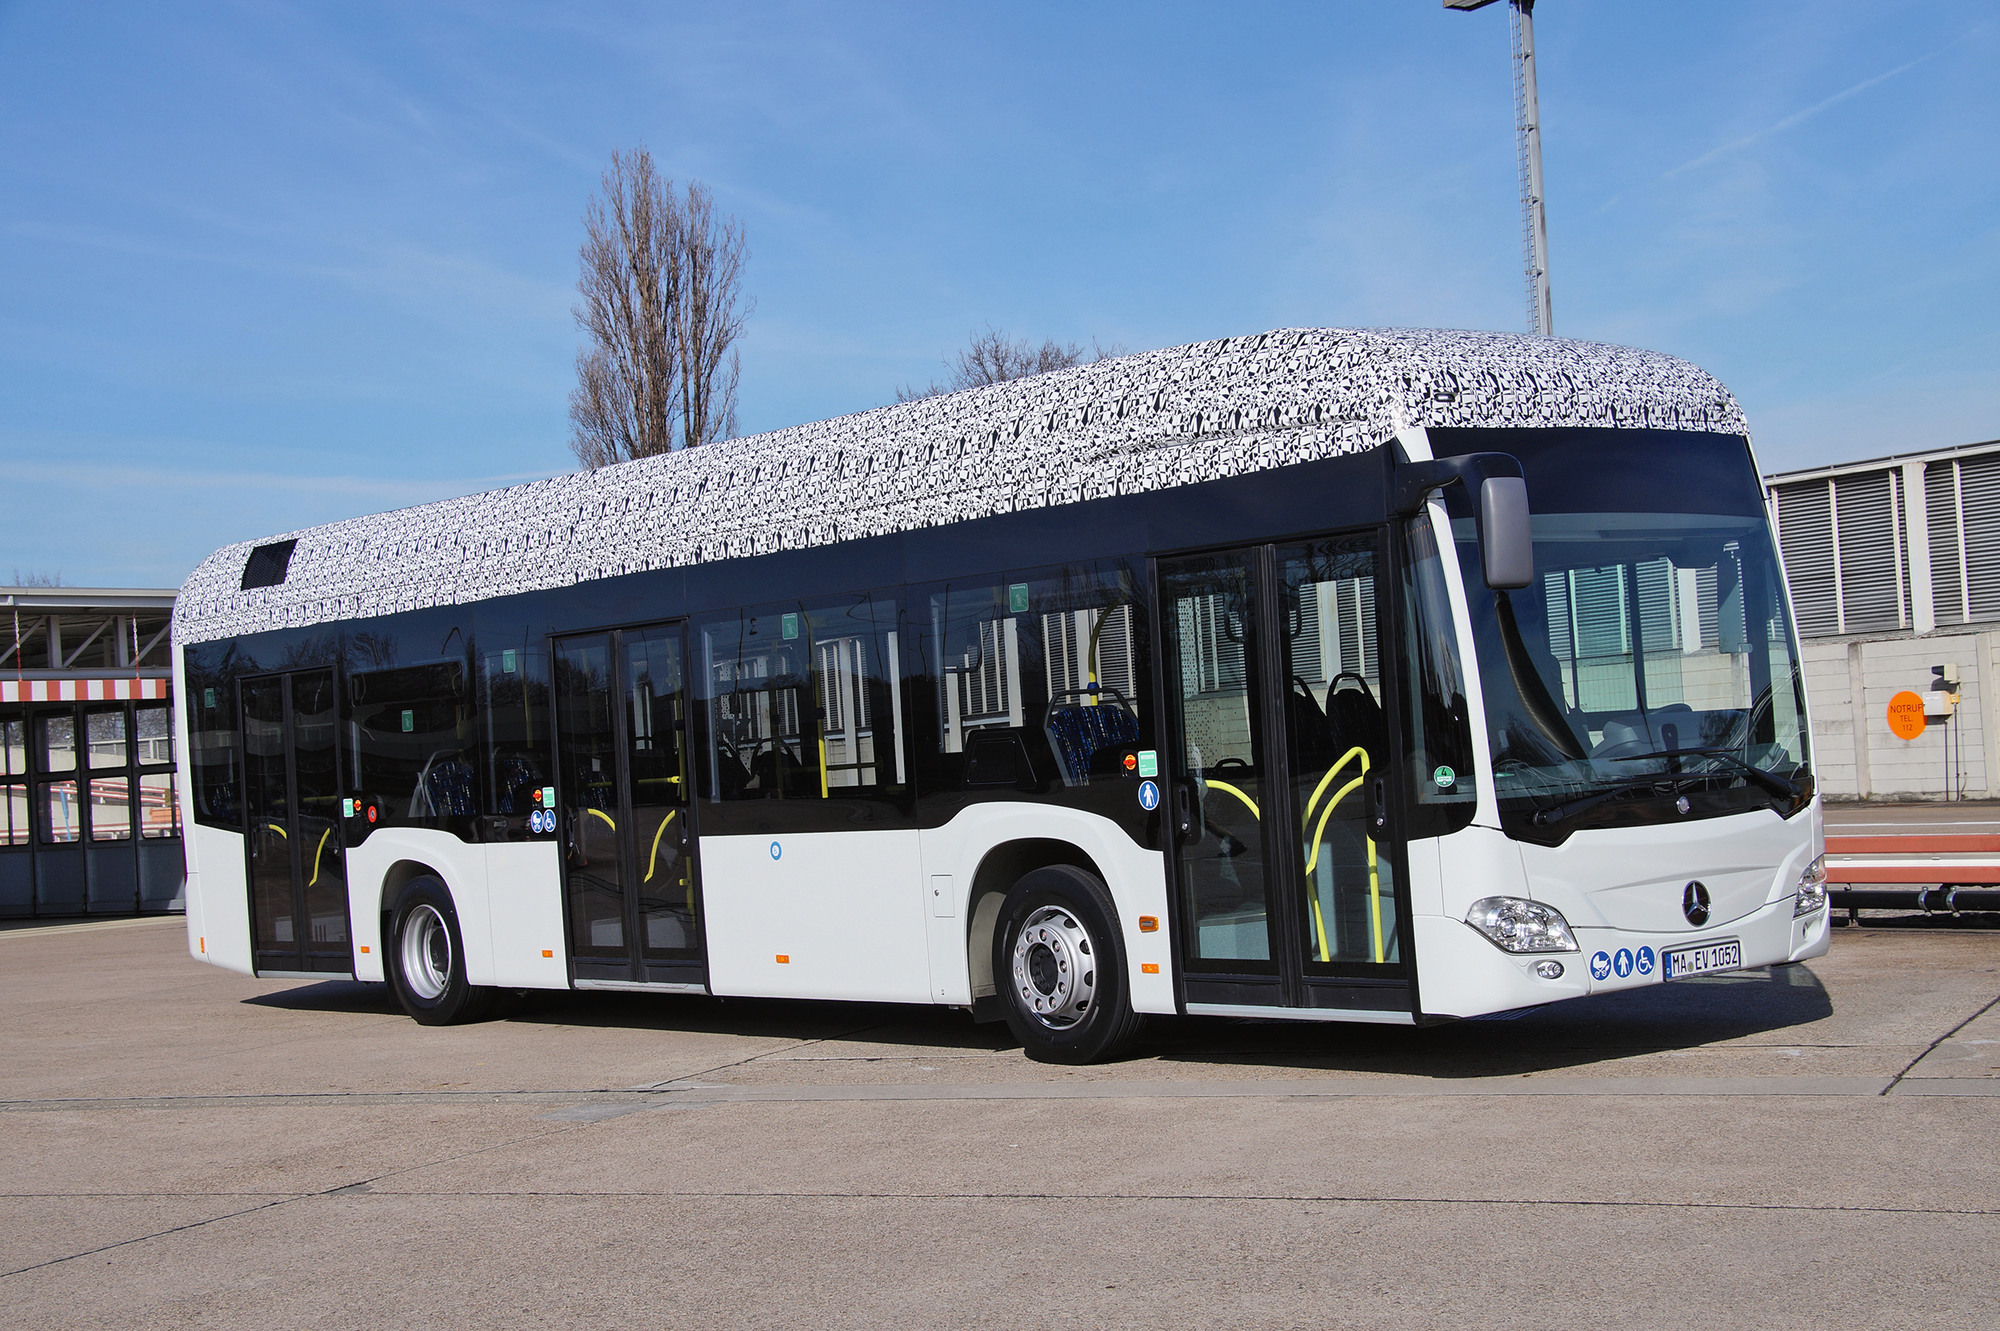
[198,936,205,953]
[359,945,370,954]
[1138,915,1158,933]
[1140,963,1160,974]
[776,954,791,964]
[541,949,554,958]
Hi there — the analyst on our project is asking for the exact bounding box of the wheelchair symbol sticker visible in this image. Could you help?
[1590,951,1612,980]
[1636,946,1657,976]
[1137,780,1160,811]
[769,841,782,861]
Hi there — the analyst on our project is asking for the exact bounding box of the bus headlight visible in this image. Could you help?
[1465,897,1578,953]
[1795,855,1828,917]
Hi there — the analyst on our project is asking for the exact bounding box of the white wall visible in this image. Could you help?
[1800,625,2000,800]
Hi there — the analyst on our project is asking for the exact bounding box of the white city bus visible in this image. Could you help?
[173,328,1830,1063]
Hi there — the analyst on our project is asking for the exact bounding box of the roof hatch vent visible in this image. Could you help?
[240,539,299,591]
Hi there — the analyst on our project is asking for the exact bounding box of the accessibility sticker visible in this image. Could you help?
[1613,948,1635,978]
[1137,779,1160,811]
[1589,951,1612,981]
[1636,946,1657,976]
[769,840,783,861]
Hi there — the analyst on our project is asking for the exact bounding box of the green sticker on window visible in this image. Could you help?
[401,709,414,733]
[1433,765,1456,789]
[1008,584,1029,614]
[782,612,799,640]
[1137,750,1158,778]
[502,649,517,673]
[203,688,216,709]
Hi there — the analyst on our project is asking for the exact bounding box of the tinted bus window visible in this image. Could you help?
[699,591,904,806]
[924,561,1149,795]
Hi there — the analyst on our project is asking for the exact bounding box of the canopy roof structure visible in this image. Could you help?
[174,327,1747,646]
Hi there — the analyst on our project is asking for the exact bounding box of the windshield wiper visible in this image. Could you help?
[1607,747,1800,799]
[1530,773,1715,827]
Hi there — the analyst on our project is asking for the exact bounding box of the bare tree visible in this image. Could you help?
[569,149,749,468]
[896,325,1127,403]
[10,569,62,587]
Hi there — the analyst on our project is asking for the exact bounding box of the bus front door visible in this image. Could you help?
[1158,535,1412,1017]
[241,669,353,976]
[553,624,703,989]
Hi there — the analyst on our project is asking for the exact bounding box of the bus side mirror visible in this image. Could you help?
[1479,476,1533,589]
[1391,450,1534,589]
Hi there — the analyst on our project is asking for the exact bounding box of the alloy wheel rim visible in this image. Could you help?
[401,904,451,1001]
[1010,905,1097,1030]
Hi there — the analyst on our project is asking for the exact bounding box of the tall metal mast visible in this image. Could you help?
[1447,0,1553,335]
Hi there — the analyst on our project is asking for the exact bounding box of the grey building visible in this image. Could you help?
[2,586,183,915]
[1767,438,2000,800]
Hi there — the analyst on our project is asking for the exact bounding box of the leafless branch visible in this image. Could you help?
[894,325,1126,403]
[569,149,750,467]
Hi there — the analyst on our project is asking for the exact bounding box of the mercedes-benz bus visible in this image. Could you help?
[171,328,1829,1063]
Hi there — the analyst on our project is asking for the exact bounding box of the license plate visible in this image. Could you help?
[1662,939,1741,980]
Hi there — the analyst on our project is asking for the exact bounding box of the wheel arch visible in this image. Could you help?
[964,838,1105,1000]
[378,857,453,937]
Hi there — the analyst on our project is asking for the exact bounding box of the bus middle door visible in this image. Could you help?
[553,624,704,989]
[1158,534,1413,1018]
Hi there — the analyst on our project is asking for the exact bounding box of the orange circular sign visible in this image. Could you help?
[1887,690,1928,741]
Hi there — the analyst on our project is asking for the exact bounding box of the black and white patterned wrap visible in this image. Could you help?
[173,327,1747,646]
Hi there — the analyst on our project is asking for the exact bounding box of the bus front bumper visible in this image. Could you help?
[1415,893,1834,1021]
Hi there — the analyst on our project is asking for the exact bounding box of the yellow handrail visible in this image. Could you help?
[587,807,616,831]
[1297,747,1384,965]
[308,826,333,886]
[643,808,678,883]
[1204,779,1260,820]
[1301,747,1370,831]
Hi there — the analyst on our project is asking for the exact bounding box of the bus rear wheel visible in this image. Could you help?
[994,865,1144,1064]
[387,877,493,1026]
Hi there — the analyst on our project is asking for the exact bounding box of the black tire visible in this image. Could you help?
[993,865,1145,1064]
[385,876,494,1026]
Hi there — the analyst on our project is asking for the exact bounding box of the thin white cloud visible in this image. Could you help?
[1664,54,1932,177]
[2,458,566,506]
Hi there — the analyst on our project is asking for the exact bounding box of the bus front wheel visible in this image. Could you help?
[387,876,494,1026]
[994,865,1144,1064]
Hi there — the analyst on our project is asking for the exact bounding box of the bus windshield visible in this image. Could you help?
[1433,428,1812,840]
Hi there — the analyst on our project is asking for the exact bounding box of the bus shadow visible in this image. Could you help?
[1148,965,1836,1077]
[499,990,1021,1052]
[238,981,1016,1050]
[238,967,1836,1076]
[243,980,405,1015]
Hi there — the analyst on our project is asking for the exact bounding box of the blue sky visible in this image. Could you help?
[2,1,1995,587]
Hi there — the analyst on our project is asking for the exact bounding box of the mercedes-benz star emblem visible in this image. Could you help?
[1683,880,1712,926]
[1676,794,1692,815]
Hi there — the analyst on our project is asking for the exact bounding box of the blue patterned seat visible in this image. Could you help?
[1045,690,1140,787]
[423,757,477,818]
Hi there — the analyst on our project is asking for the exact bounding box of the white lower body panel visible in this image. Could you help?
[701,829,930,1003]
[185,824,252,975]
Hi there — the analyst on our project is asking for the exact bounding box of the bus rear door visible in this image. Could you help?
[241,669,353,976]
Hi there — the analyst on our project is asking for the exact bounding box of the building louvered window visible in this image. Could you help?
[1834,470,1905,633]
[1775,481,1837,636]
[1961,454,2000,623]
[1928,461,1966,626]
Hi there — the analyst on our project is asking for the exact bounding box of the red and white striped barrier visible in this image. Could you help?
[1826,832,2000,912]
[0,678,169,703]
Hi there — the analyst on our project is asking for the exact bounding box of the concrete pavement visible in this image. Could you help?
[2,916,1996,1328]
